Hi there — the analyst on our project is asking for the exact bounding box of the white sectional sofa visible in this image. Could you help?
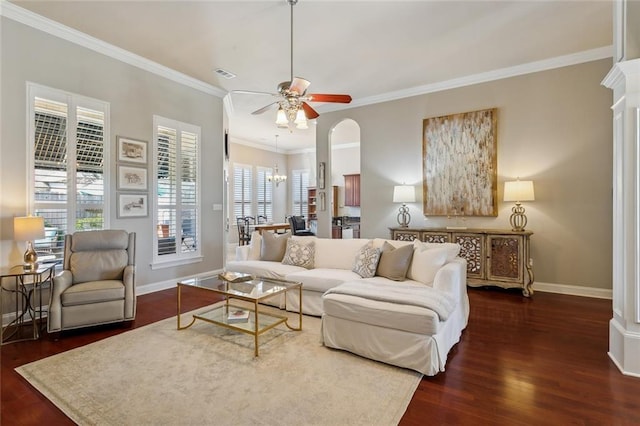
[226,232,469,375]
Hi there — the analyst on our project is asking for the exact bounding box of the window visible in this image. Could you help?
[28,84,110,261]
[291,169,310,217]
[257,167,273,221]
[233,164,252,219]
[153,116,201,265]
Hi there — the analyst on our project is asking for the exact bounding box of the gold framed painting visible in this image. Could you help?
[422,108,498,217]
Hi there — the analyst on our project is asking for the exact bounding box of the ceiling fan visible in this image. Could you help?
[232,0,352,130]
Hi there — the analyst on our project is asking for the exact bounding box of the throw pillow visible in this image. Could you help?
[260,231,291,262]
[413,240,460,261]
[376,241,414,281]
[352,241,381,278]
[282,238,315,269]
[248,231,262,260]
[407,246,450,285]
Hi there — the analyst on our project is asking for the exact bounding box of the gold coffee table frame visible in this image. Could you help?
[177,275,302,356]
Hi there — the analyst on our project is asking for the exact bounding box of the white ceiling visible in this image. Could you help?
[10,0,613,151]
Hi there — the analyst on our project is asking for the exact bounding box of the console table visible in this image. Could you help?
[390,227,534,296]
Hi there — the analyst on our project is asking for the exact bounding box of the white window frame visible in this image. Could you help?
[232,163,253,220]
[291,169,310,218]
[27,83,111,255]
[151,115,202,269]
[257,166,273,221]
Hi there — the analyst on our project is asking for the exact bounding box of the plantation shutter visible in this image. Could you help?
[233,164,252,219]
[257,167,273,221]
[291,169,309,217]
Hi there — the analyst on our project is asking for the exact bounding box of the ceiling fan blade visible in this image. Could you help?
[301,102,320,120]
[251,102,279,115]
[289,77,311,96]
[231,89,278,97]
[306,94,352,103]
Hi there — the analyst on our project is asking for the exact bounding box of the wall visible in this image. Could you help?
[316,59,613,290]
[0,18,224,289]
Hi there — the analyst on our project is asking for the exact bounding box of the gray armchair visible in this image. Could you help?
[47,230,136,334]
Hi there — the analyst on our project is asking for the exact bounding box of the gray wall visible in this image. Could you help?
[316,59,613,290]
[0,18,225,287]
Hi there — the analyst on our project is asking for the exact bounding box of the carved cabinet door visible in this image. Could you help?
[452,233,485,279]
[486,235,524,284]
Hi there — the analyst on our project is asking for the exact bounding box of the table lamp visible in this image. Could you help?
[14,215,45,271]
[503,180,535,231]
[393,185,415,227]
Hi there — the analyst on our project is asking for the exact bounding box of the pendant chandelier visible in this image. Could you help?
[267,135,287,186]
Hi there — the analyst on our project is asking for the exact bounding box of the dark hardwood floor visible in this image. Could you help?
[2,287,640,425]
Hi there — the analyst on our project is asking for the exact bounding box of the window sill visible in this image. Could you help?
[150,255,203,270]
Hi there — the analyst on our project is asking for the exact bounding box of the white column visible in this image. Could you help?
[602,58,640,377]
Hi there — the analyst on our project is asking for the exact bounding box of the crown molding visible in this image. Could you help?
[321,45,614,113]
[1,1,227,98]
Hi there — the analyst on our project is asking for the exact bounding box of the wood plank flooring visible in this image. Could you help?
[2,287,640,425]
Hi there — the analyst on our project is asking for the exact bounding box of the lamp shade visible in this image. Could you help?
[503,180,535,202]
[393,185,416,203]
[14,216,45,241]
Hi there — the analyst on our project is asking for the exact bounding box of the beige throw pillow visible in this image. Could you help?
[260,231,291,261]
[376,241,414,281]
[282,238,315,269]
[248,231,262,260]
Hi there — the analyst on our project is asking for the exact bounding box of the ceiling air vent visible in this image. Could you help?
[215,68,236,79]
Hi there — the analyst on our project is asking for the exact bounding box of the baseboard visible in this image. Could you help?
[135,268,225,296]
[533,281,612,299]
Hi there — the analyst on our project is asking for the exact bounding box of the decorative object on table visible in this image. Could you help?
[218,271,254,283]
[503,179,535,231]
[423,108,497,216]
[13,215,45,271]
[117,193,148,218]
[117,165,148,191]
[227,309,250,324]
[393,185,415,227]
[318,162,326,189]
[230,0,352,130]
[117,136,147,164]
[267,135,287,186]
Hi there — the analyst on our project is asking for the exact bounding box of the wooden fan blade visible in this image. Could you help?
[289,77,311,96]
[252,102,278,115]
[307,94,352,103]
[301,102,320,119]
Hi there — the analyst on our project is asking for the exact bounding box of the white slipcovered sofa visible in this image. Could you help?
[226,232,469,375]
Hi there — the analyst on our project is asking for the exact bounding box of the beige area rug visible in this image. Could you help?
[16,303,422,425]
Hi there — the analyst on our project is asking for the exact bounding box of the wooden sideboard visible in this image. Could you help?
[390,227,534,296]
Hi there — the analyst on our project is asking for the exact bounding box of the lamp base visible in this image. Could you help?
[509,203,528,232]
[397,204,411,228]
[23,241,39,271]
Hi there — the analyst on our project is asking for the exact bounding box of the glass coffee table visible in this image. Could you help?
[177,274,302,356]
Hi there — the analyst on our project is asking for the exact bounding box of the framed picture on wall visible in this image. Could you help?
[318,162,326,189]
[117,136,147,164]
[117,193,148,218]
[117,165,147,191]
[422,108,498,217]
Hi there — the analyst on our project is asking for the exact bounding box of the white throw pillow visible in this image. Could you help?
[407,246,450,285]
[282,238,315,269]
[413,240,461,262]
[352,241,381,278]
[248,231,262,260]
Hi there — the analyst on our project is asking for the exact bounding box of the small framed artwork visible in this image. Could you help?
[319,191,326,211]
[117,165,147,191]
[117,136,147,164]
[117,193,148,218]
[318,162,326,189]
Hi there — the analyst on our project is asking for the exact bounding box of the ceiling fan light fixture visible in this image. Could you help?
[275,107,289,127]
[294,108,308,129]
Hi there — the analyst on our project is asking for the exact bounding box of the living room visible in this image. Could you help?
[2,0,640,424]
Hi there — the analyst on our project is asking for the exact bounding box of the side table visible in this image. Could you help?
[0,263,55,344]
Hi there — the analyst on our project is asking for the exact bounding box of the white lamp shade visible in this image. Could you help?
[393,185,416,203]
[275,107,288,127]
[504,180,535,202]
[14,216,45,241]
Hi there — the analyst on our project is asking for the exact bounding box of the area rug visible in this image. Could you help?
[16,303,422,425]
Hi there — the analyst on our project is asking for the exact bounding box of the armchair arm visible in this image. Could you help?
[432,258,467,304]
[47,270,73,332]
[123,264,136,320]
